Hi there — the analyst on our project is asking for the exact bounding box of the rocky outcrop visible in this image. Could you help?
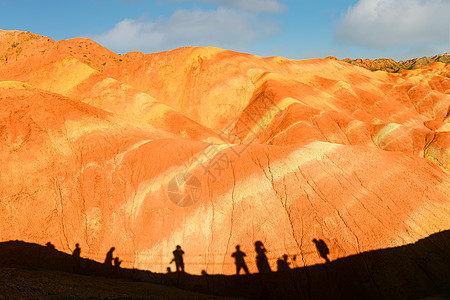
[342,53,450,73]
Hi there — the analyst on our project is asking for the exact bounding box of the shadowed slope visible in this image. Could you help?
[0,230,448,299]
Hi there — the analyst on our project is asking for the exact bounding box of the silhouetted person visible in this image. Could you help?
[277,254,290,272]
[231,245,250,275]
[104,247,115,266]
[72,243,81,259]
[170,245,185,272]
[72,243,81,273]
[313,239,330,263]
[254,241,271,273]
[114,257,122,268]
[46,242,55,250]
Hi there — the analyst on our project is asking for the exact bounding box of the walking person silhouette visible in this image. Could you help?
[231,245,250,275]
[170,245,185,272]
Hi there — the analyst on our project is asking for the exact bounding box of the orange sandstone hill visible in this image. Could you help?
[0,29,449,281]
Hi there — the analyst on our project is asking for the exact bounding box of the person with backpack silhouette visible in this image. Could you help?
[313,239,331,263]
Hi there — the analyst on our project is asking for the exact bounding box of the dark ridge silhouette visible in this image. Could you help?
[0,230,448,299]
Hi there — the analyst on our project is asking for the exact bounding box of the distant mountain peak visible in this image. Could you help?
[340,53,449,72]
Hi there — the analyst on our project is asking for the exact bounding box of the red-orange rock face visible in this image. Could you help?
[0,30,449,275]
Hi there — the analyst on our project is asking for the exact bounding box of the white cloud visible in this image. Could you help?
[181,0,286,13]
[335,0,449,48]
[88,8,276,54]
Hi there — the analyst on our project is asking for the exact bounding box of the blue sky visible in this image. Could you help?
[1,0,448,60]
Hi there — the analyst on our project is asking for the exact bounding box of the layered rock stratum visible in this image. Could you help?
[0,30,449,278]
